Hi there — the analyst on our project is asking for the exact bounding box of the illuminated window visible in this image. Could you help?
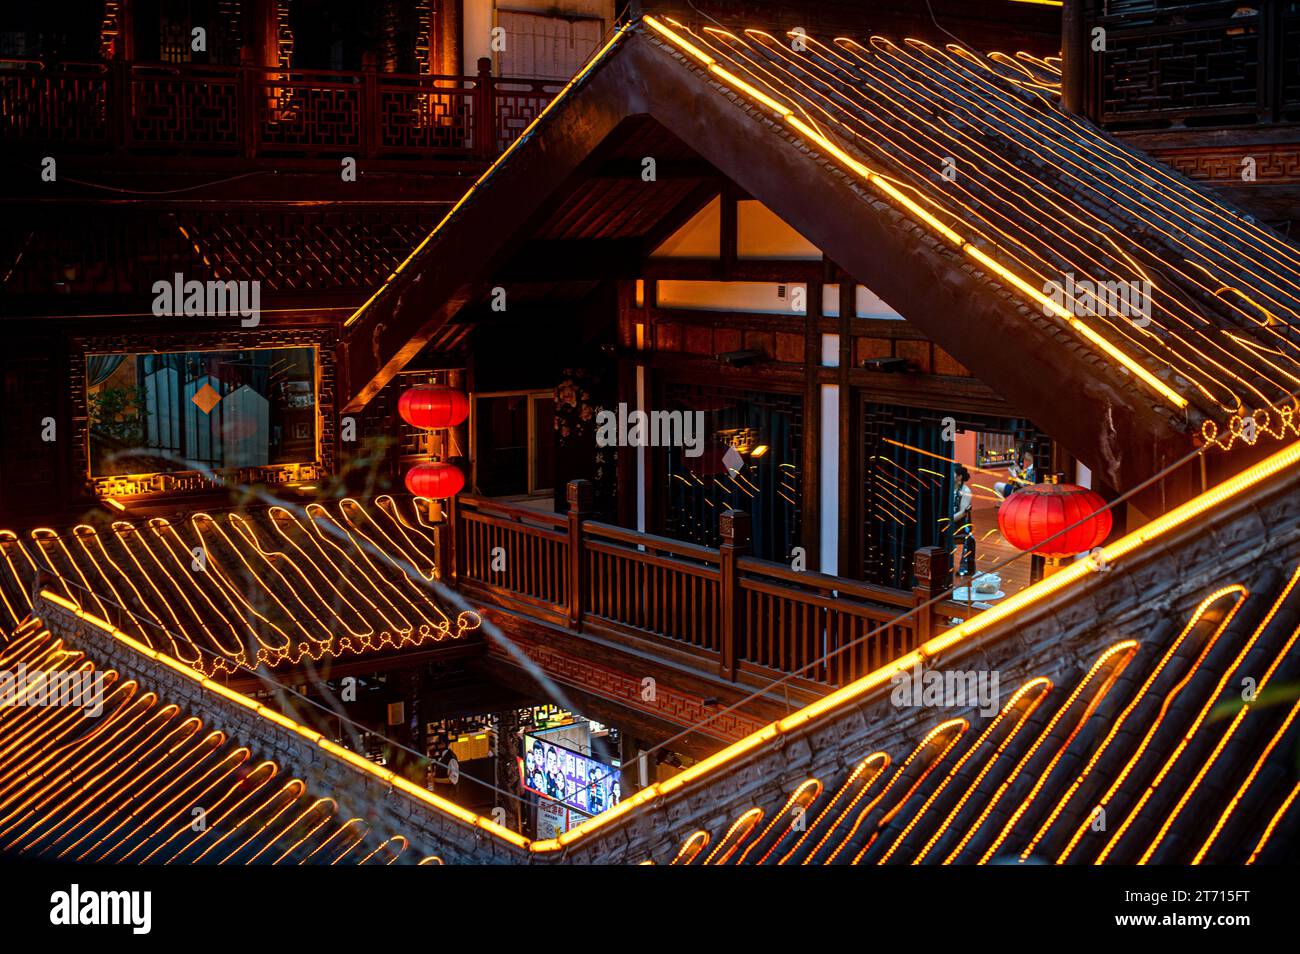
[85,346,317,477]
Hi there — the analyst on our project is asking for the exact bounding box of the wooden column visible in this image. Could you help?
[718,509,751,681]
[432,0,464,77]
[615,280,639,529]
[837,271,854,577]
[246,0,280,70]
[445,368,470,470]
[473,56,494,158]
[719,183,738,279]
[911,545,951,646]
[566,479,595,631]
[1062,0,1087,116]
[802,268,823,570]
[434,492,458,585]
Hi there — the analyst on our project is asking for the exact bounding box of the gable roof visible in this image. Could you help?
[666,579,1300,865]
[338,16,1300,494]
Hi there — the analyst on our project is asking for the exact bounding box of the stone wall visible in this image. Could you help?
[34,594,532,865]
[551,456,1300,862]
[35,451,1300,864]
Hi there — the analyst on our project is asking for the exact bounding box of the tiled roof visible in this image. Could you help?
[665,579,1300,864]
[0,618,439,864]
[636,16,1300,442]
[7,439,1300,864]
[0,497,478,676]
[344,17,1300,451]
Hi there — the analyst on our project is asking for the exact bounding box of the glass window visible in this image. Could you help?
[660,384,803,563]
[472,391,554,497]
[86,347,316,477]
[858,401,1044,592]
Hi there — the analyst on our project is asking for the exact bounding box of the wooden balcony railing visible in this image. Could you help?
[439,480,977,692]
[1090,0,1300,129]
[0,55,561,160]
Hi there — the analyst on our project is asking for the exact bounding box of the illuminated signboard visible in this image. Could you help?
[520,734,621,816]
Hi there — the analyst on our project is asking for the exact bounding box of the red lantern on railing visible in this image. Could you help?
[996,483,1112,557]
[405,461,465,499]
[398,385,469,430]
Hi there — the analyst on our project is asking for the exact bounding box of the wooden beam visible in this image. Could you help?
[339,31,1194,496]
[641,258,824,282]
[802,274,822,571]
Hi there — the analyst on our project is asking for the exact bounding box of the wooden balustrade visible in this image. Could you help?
[449,493,569,619]
[0,55,561,160]
[736,553,915,687]
[583,512,723,654]
[448,481,973,690]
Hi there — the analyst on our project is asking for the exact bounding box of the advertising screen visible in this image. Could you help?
[520,734,621,816]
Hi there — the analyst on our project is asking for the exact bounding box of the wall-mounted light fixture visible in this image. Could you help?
[715,349,764,367]
[861,356,911,373]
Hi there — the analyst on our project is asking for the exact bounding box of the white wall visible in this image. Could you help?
[463,0,616,75]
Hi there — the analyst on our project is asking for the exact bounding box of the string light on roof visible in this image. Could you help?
[642,16,1300,440]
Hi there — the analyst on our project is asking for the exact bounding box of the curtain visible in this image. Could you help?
[862,404,951,589]
[662,385,802,564]
[86,354,126,388]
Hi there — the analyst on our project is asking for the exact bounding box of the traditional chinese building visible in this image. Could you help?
[1,1,1299,867]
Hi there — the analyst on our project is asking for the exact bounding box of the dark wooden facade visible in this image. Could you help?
[1065,0,1300,235]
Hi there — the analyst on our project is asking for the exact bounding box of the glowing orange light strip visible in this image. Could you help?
[28,434,1300,857]
[643,16,1189,410]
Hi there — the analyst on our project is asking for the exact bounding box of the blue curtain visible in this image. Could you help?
[86,354,125,387]
[662,385,802,564]
[862,405,950,589]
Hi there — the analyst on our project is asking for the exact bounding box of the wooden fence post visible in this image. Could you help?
[912,546,951,646]
[567,479,595,631]
[433,494,457,585]
[718,509,750,680]
[473,56,494,158]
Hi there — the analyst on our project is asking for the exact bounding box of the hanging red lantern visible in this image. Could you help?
[398,385,469,430]
[405,461,465,499]
[996,483,1112,557]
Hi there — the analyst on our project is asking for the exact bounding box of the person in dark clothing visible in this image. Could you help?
[953,465,976,577]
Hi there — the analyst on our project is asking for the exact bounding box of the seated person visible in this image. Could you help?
[995,448,1035,499]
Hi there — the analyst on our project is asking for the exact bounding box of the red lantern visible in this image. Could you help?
[398,386,469,430]
[405,461,465,499]
[996,483,1112,557]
